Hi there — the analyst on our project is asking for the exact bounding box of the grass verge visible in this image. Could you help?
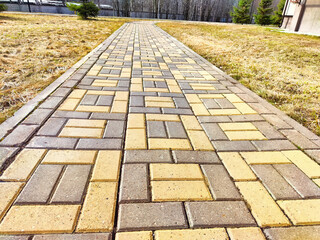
[158,22,320,135]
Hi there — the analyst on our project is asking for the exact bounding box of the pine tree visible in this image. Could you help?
[272,0,286,26]
[254,0,273,25]
[231,0,253,24]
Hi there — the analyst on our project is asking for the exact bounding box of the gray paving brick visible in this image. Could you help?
[305,150,320,164]
[76,139,122,150]
[185,201,255,227]
[52,87,72,97]
[39,97,64,109]
[124,150,172,163]
[33,233,111,240]
[0,125,38,146]
[147,121,167,138]
[165,121,187,138]
[0,147,19,169]
[37,118,66,136]
[274,164,320,198]
[229,115,264,122]
[248,103,272,114]
[117,202,188,231]
[155,81,167,88]
[198,116,231,123]
[162,108,193,115]
[212,141,257,151]
[252,140,296,151]
[80,95,98,105]
[201,165,241,200]
[119,164,149,203]
[253,122,285,139]
[202,99,220,109]
[27,136,77,149]
[104,120,125,138]
[23,109,53,125]
[262,114,292,129]
[202,123,228,141]
[159,93,184,98]
[264,226,320,240]
[172,151,220,163]
[129,107,161,113]
[129,96,144,107]
[215,98,235,109]
[131,92,157,96]
[52,111,90,119]
[90,113,126,120]
[16,165,63,203]
[251,165,300,200]
[0,236,30,240]
[96,95,113,106]
[172,98,189,109]
[51,165,91,203]
[280,129,319,149]
[237,94,258,103]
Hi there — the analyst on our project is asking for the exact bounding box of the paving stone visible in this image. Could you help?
[236,181,290,227]
[0,149,46,181]
[229,115,264,122]
[264,226,320,240]
[227,227,266,240]
[173,97,190,108]
[201,165,241,200]
[22,109,53,125]
[252,140,296,151]
[77,182,117,232]
[52,87,72,97]
[148,138,192,150]
[147,121,167,138]
[39,97,64,109]
[42,150,96,164]
[27,136,78,149]
[51,165,91,203]
[202,98,220,109]
[33,233,111,240]
[185,201,256,228]
[130,96,144,107]
[212,141,257,151]
[198,116,231,123]
[280,130,319,149]
[215,98,235,109]
[274,164,320,198]
[16,164,63,203]
[117,202,188,231]
[37,118,66,136]
[104,120,125,138]
[0,147,19,169]
[172,150,220,163]
[253,122,285,139]
[165,121,187,138]
[115,231,152,240]
[278,199,320,225]
[0,182,24,221]
[52,110,91,119]
[91,151,121,181]
[240,152,291,164]
[262,114,292,129]
[0,205,80,234]
[80,95,98,105]
[96,95,114,106]
[0,236,30,240]
[119,164,149,203]
[124,150,172,163]
[130,107,161,113]
[77,138,122,150]
[91,113,126,120]
[150,163,203,180]
[0,125,38,146]
[162,108,193,115]
[202,123,228,141]
[59,127,103,138]
[305,150,320,164]
[251,165,300,200]
[155,228,228,240]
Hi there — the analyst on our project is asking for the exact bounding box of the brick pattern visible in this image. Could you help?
[0,22,319,239]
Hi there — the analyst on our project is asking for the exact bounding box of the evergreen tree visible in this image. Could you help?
[254,0,273,25]
[272,0,286,26]
[231,0,252,24]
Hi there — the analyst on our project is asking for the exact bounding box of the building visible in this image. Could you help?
[282,0,320,35]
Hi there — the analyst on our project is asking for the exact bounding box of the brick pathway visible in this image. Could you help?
[0,22,320,240]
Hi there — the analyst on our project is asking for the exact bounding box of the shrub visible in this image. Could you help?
[254,0,273,25]
[272,0,286,26]
[0,3,8,12]
[67,1,99,20]
[231,0,252,24]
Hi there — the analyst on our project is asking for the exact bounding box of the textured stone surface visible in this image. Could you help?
[264,226,320,240]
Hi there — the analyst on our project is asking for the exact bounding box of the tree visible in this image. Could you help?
[231,0,252,24]
[272,0,286,26]
[254,0,273,25]
[0,3,8,12]
[67,0,99,20]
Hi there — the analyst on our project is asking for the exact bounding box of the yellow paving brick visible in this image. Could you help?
[130,83,143,92]
[277,199,320,225]
[91,151,121,181]
[223,94,243,103]
[146,114,180,122]
[116,231,153,240]
[76,105,110,113]
[76,182,117,232]
[150,163,204,180]
[146,101,175,108]
[59,127,103,138]
[313,179,320,187]
[92,81,118,87]
[0,182,24,221]
[155,228,228,240]
[151,180,212,201]
[190,103,210,116]
[143,71,162,75]
[180,115,202,130]
[225,131,267,141]
[148,138,192,150]
[233,103,257,114]
[282,150,320,178]
[219,123,257,131]
[236,181,290,227]
[218,152,257,181]
[145,97,173,102]
[168,85,182,93]
[128,114,145,129]
[144,88,169,93]
[227,227,266,240]
[42,150,96,164]
[187,131,214,151]
[0,205,80,234]
[87,90,115,95]
[65,119,106,128]
[209,109,241,116]
[0,149,46,181]
[240,152,291,164]
[68,89,87,99]
[58,98,81,111]
[114,91,129,101]
[185,94,201,103]
[132,78,142,83]
[125,129,147,150]
[198,94,224,99]
[111,101,128,113]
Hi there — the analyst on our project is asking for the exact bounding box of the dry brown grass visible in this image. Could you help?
[158,22,320,135]
[0,13,132,123]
